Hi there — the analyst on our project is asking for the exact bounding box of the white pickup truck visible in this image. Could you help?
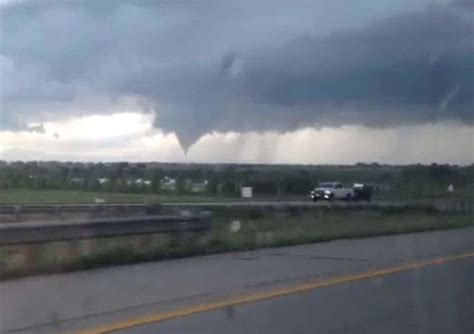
[310,182,372,201]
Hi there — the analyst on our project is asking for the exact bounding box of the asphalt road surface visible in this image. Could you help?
[121,259,474,334]
[0,227,473,334]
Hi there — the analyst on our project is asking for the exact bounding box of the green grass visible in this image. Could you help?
[207,210,473,249]
[0,189,231,204]
[1,188,471,205]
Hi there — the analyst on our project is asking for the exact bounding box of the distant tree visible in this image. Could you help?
[205,177,218,195]
[221,180,238,196]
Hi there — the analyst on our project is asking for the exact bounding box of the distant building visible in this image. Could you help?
[185,179,208,193]
[134,179,151,187]
[69,177,84,185]
[160,176,177,191]
[124,178,152,187]
[97,178,109,185]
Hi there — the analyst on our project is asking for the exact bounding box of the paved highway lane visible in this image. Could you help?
[0,227,473,334]
[122,258,474,334]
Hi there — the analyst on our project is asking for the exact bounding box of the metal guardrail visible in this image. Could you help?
[0,203,147,214]
[0,200,473,215]
[0,214,212,246]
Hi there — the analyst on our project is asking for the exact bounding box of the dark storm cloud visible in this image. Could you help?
[451,0,474,10]
[153,5,474,149]
[0,1,472,149]
[250,9,473,115]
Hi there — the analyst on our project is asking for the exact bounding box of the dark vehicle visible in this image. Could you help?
[352,183,373,201]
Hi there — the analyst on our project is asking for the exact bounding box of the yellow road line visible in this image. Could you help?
[76,251,474,334]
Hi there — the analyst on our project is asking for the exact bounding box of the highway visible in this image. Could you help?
[0,227,473,334]
[120,259,474,334]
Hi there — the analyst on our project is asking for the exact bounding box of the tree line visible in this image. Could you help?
[0,161,472,198]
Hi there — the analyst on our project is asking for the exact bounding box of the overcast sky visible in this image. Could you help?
[0,0,473,164]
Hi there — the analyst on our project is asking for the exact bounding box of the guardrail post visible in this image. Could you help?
[53,206,62,218]
[13,205,22,222]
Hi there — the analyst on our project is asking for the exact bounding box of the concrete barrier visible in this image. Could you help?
[0,203,150,220]
[0,214,212,246]
[0,203,146,214]
[0,213,212,279]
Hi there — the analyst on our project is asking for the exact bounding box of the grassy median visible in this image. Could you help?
[70,208,473,271]
[210,209,472,248]
[1,206,472,279]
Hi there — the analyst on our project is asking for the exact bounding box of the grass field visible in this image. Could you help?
[1,188,471,205]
